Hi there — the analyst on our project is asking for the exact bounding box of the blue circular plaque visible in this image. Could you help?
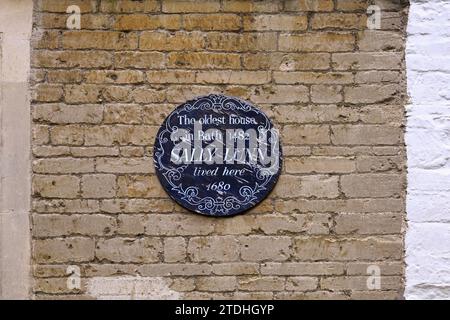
[154,94,282,217]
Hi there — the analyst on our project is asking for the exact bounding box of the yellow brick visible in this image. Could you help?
[279,33,355,52]
[140,31,204,51]
[100,0,159,12]
[162,0,221,13]
[146,70,196,84]
[196,71,270,85]
[114,14,181,30]
[285,0,334,12]
[243,15,308,31]
[311,13,366,29]
[62,31,138,50]
[184,14,241,31]
[222,0,281,12]
[167,52,241,69]
[206,32,277,52]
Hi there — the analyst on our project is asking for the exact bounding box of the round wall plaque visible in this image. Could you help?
[154,94,282,217]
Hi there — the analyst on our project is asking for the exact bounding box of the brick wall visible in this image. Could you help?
[30,0,409,299]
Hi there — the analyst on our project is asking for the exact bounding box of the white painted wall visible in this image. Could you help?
[406,0,450,299]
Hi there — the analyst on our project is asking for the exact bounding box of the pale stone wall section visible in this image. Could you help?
[0,0,33,299]
[406,0,450,299]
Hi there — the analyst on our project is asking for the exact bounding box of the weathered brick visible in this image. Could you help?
[184,14,241,31]
[103,104,140,124]
[139,264,212,277]
[117,175,165,198]
[336,0,367,11]
[64,85,102,104]
[251,85,309,104]
[188,236,239,262]
[33,125,50,145]
[166,85,219,103]
[100,0,160,13]
[132,87,166,103]
[147,71,196,84]
[331,125,402,145]
[145,214,215,236]
[33,175,80,199]
[114,52,165,69]
[340,174,404,198]
[33,214,116,237]
[311,13,366,29]
[358,31,404,51]
[212,263,259,275]
[37,0,96,12]
[261,262,345,276]
[332,52,402,70]
[71,147,119,157]
[33,146,71,158]
[274,174,340,199]
[274,72,353,84]
[293,236,403,261]
[117,215,145,235]
[33,199,100,214]
[356,155,404,172]
[243,15,307,31]
[120,146,145,157]
[34,277,83,294]
[196,71,270,85]
[32,51,113,69]
[321,276,402,291]
[240,236,292,262]
[285,0,334,12]
[33,104,103,124]
[84,126,158,146]
[346,262,403,276]
[222,0,281,12]
[243,53,330,71]
[62,31,138,50]
[96,237,162,263]
[255,214,331,235]
[85,70,145,84]
[355,71,401,84]
[279,33,355,52]
[285,157,355,174]
[206,32,277,52]
[162,0,221,13]
[100,199,174,213]
[39,13,112,30]
[164,237,187,263]
[46,69,83,84]
[33,84,63,102]
[335,213,403,235]
[282,125,330,145]
[33,158,94,174]
[239,277,285,291]
[34,237,95,263]
[96,158,154,174]
[286,277,319,291]
[197,277,237,292]
[114,14,181,30]
[346,84,401,104]
[275,198,404,214]
[311,85,343,103]
[140,31,204,51]
[168,52,240,69]
[81,174,116,198]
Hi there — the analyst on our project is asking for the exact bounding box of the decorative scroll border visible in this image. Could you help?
[154,94,281,216]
